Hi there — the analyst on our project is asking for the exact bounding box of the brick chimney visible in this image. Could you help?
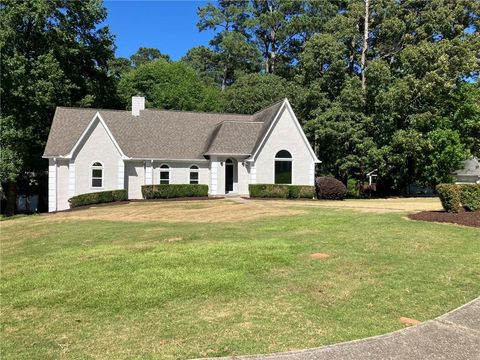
[131,96,145,116]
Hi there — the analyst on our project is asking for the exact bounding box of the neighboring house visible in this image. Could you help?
[43,97,320,212]
[453,156,480,184]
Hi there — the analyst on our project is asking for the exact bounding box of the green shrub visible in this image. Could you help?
[141,184,209,199]
[460,184,480,212]
[315,176,347,200]
[69,190,128,208]
[249,184,315,199]
[249,184,289,198]
[436,184,461,213]
[347,178,359,198]
[288,185,316,199]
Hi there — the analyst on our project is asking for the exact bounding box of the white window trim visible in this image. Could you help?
[159,163,170,185]
[189,164,199,184]
[90,161,104,189]
[273,150,293,185]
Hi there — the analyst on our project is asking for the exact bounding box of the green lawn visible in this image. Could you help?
[1,200,479,359]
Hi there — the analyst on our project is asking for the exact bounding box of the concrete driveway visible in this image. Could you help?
[200,297,480,360]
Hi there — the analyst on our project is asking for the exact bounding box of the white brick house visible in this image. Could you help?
[43,97,320,211]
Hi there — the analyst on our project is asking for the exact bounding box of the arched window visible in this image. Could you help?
[274,150,292,184]
[189,165,199,184]
[159,164,170,184]
[91,162,103,188]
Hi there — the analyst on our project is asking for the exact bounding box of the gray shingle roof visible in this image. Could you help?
[43,100,285,160]
[205,121,264,155]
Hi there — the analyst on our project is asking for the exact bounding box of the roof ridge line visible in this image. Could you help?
[144,108,251,116]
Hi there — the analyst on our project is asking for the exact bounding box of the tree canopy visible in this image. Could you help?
[117,59,223,112]
[0,0,117,213]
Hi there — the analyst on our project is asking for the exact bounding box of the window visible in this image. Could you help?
[189,165,199,184]
[274,150,292,184]
[159,164,170,184]
[91,162,103,188]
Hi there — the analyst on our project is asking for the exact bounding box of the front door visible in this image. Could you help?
[225,159,234,193]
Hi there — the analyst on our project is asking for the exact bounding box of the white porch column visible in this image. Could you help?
[210,156,218,195]
[118,159,125,189]
[68,159,75,198]
[145,160,153,185]
[48,158,57,212]
[309,162,315,185]
[249,162,257,184]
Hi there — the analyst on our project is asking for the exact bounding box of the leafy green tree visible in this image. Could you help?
[222,73,293,114]
[0,0,117,214]
[423,129,468,186]
[247,0,306,75]
[197,0,250,38]
[181,46,220,86]
[299,0,479,192]
[215,32,261,90]
[118,60,223,112]
[450,83,480,157]
[197,0,260,90]
[108,57,133,80]
[130,47,171,67]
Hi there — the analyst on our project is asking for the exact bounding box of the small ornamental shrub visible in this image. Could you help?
[69,190,128,208]
[142,184,208,199]
[315,176,347,200]
[436,184,461,213]
[460,184,480,212]
[347,178,359,198]
[249,184,315,199]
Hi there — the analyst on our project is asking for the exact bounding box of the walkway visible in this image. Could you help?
[202,297,480,360]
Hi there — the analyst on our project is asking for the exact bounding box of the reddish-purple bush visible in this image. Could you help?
[315,176,347,200]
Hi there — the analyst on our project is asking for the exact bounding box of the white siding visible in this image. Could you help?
[48,159,57,212]
[125,161,145,199]
[237,160,249,195]
[68,159,75,198]
[210,157,219,195]
[255,107,315,186]
[56,159,70,211]
[72,118,123,196]
[118,160,125,189]
[145,160,153,185]
[151,161,210,185]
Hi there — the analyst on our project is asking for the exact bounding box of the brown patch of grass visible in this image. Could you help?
[164,237,184,243]
[399,317,422,326]
[263,197,442,213]
[37,200,305,224]
[310,253,330,259]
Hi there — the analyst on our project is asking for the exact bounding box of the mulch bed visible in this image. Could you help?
[408,210,480,228]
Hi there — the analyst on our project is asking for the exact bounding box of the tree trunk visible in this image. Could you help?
[5,182,17,216]
[268,2,275,74]
[221,64,227,92]
[269,51,275,73]
[361,0,370,90]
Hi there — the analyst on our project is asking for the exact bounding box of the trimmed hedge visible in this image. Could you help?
[69,190,128,208]
[436,184,461,213]
[315,176,347,200]
[142,184,209,199]
[460,184,480,212]
[249,184,315,199]
[288,185,316,199]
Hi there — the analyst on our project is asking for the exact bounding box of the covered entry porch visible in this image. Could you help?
[209,156,251,196]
